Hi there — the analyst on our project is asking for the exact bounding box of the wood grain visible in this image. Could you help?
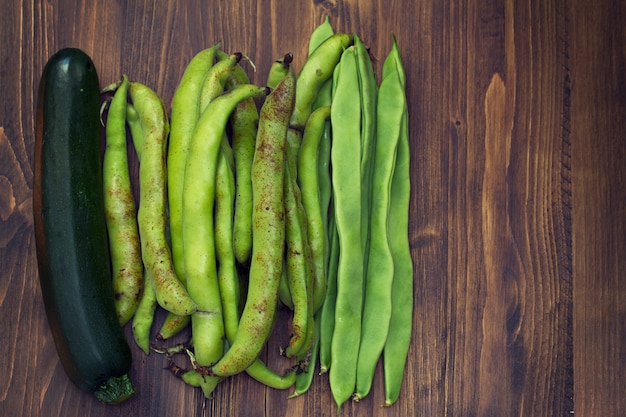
[0,0,624,416]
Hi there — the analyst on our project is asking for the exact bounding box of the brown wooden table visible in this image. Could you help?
[1,0,624,416]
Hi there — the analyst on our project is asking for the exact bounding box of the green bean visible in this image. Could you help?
[287,311,321,398]
[354,34,378,277]
[298,105,331,313]
[283,155,314,358]
[319,210,338,373]
[132,268,157,355]
[307,19,335,280]
[328,45,363,411]
[227,64,259,265]
[129,81,197,317]
[354,52,405,401]
[383,39,412,407]
[278,259,294,309]
[215,156,297,389]
[290,33,354,133]
[160,47,221,340]
[167,44,219,284]
[215,145,239,345]
[209,70,294,378]
[103,75,143,326]
[184,84,269,382]
[126,94,153,354]
[266,53,293,90]
[125,103,144,160]
[307,16,334,55]
[199,51,243,113]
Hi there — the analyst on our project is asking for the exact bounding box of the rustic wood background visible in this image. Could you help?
[1,0,624,416]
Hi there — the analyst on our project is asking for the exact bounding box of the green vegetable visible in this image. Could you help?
[33,47,134,404]
[210,71,294,378]
[382,36,413,407]
[130,81,197,317]
[103,75,143,326]
[328,45,364,411]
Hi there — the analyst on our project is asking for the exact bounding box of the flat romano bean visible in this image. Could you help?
[328,45,363,412]
[209,70,294,378]
[298,105,331,313]
[383,38,413,407]
[103,75,143,326]
[183,84,269,395]
[354,34,378,278]
[354,54,405,402]
[307,16,334,55]
[318,210,338,373]
[129,81,197,317]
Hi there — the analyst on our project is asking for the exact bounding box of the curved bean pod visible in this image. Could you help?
[167,44,219,283]
[129,81,197,317]
[199,51,243,113]
[298,105,331,313]
[266,52,293,90]
[131,268,157,355]
[227,64,258,265]
[103,75,143,326]
[290,33,353,133]
[184,84,270,381]
[283,156,314,358]
[209,70,295,378]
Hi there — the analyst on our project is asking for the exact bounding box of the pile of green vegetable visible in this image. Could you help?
[34,17,412,411]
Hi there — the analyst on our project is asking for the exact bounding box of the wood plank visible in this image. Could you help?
[1,0,619,416]
[571,1,626,416]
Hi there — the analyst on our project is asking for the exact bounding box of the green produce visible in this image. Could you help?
[354,40,405,401]
[210,70,295,378]
[183,83,270,392]
[103,75,143,326]
[227,63,259,265]
[328,45,364,411]
[130,81,197,317]
[33,47,134,404]
[382,36,413,407]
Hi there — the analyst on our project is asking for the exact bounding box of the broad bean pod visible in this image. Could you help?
[227,63,259,265]
[210,70,294,378]
[129,81,197,317]
[103,75,143,326]
[298,105,331,313]
[182,84,269,393]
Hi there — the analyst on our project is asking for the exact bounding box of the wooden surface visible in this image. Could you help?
[1,0,624,416]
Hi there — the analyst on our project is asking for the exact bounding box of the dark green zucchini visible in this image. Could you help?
[33,48,135,404]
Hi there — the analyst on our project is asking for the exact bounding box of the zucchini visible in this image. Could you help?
[33,48,135,404]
